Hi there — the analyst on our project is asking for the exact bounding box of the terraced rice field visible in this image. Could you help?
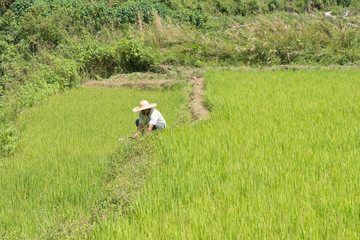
[2,69,360,239]
[93,70,360,239]
[0,86,186,238]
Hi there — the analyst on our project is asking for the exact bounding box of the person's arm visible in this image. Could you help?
[139,124,154,141]
[132,123,143,139]
[146,110,158,136]
[145,124,154,136]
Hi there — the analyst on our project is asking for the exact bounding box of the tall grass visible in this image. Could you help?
[121,13,360,66]
[0,86,186,238]
[93,69,360,239]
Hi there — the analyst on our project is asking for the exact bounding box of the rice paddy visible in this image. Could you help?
[0,86,186,238]
[2,69,360,239]
[93,69,360,239]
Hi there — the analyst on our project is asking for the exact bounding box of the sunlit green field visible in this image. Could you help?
[0,86,186,238]
[94,70,360,239]
[2,69,359,239]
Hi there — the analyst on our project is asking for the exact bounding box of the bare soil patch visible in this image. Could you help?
[83,72,177,88]
[189,76,209,120]
[83,79,174,88]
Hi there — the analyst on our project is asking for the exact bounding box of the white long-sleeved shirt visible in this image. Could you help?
[139,108,166,127]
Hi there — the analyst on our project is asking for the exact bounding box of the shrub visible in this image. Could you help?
[337,0,351,7]
[268,0,280,12]
[0,10,22,44]
[115,1,170,24]
[0,122,18,158]
[78,36,154,76]
[33,56,81,90]
[216,0,237,14]
[0,0,16,14]
[247,0,260,13]
[20,5,68,47]
[62,1,115,30]
[171,8,208,27]
[79,39,119,78]
[234,0,248,16]
[49,57,80,90]
[117,37,155,73]
[153,2,171,18]
[16,80,58,108]
[10,0,37,15]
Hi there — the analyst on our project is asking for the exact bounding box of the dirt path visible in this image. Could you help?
[189,76,209,120]
[83,79,174,88]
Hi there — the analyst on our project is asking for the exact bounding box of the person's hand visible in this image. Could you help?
[132,132,139,139]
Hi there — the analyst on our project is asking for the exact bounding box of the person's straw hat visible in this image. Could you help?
[132,100,157,112]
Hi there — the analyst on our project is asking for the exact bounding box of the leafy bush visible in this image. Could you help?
[209,0,262,16]
[8,0,170,29]
[10,0,37,15]
[79,40,120,78]
[20,5,68,47]
[115,1,170,24]
[78,36,154,77]
[153,3,171,18]
[32,56,81,91]
[216,0,237,14]
[0,122,18,158]
[117,37,155,72]
[268,0,280,12]
[115,1,154,24]
[62,1,115,30]
[247,0,260,13]
[337,0,351,7]
[52,58,81,89]
[171,8,208,27]
[234,0,248,16]
[0,0,16,14]
[16,80,58,109]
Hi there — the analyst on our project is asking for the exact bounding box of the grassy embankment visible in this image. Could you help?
[0,85,188,238]
[93,69,360,238]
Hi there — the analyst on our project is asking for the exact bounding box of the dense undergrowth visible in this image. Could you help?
[0,0,359,160]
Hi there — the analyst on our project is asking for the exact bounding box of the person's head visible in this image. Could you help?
[132,100,157,113]
[141,108,151,115]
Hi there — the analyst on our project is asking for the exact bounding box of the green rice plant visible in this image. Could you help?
[0,86,186,239]
[93,69,360,239]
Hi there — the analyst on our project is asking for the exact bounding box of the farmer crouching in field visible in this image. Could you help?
[132,100,166,139]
